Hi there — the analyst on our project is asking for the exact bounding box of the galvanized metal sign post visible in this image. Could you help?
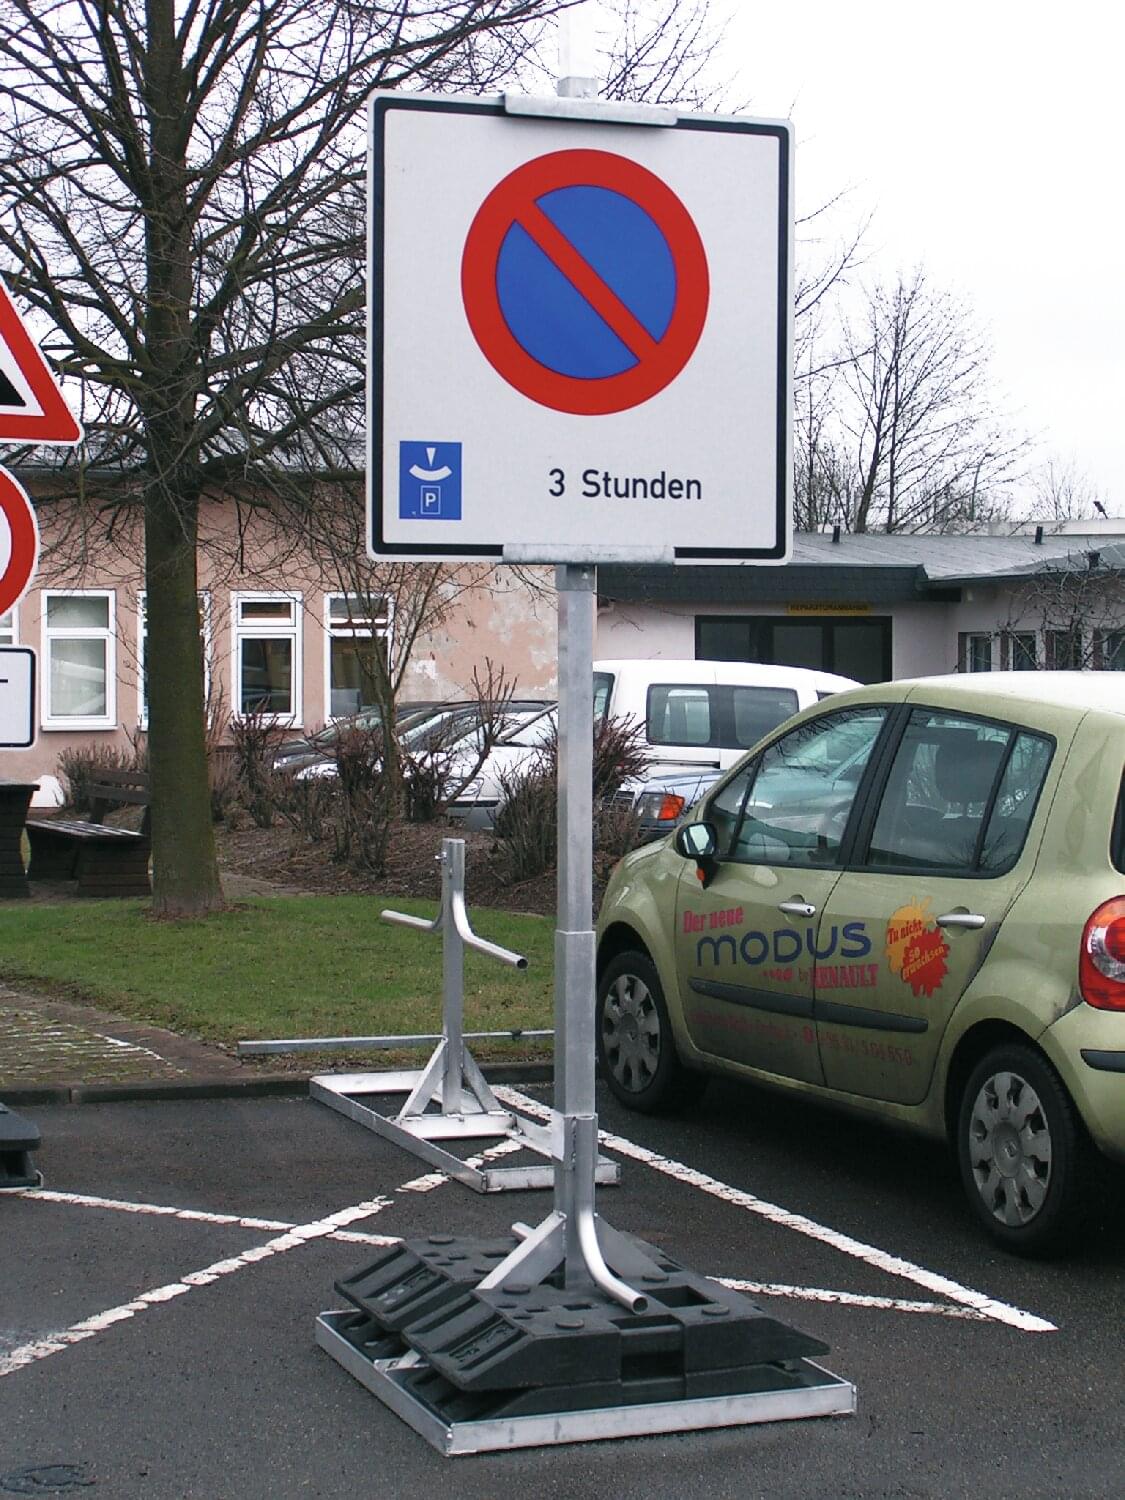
[320,61,857,1452]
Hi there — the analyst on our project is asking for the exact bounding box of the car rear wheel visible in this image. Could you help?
[596,950,706,1113]
[956,1043,1091,1256]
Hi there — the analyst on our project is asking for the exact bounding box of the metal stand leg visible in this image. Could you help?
[310,837,620,1193]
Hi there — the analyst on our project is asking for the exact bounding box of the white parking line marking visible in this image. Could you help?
[0,1196,395,1378]
[493,1087,1057,1335]
[15,1189,294,1231]
[716,1277,993,1322]
[2,1139,527,1379]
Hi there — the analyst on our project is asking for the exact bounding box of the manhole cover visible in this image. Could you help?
[0,1466,94,1495]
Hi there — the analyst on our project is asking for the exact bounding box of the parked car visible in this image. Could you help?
[293,699,555,785]
[272,701,441,775]
[596,672,1125,1254]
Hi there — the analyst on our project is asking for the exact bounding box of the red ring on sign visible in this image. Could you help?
[461,149,709,416]
[0,467,40,617]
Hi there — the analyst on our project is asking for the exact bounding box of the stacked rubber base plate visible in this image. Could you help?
[317,1230,855,1454]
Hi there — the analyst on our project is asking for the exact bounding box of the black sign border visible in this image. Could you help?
[368,94,790,564]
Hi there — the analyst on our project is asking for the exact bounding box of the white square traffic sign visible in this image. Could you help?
[0,647,36,749]
[368,93,792,565]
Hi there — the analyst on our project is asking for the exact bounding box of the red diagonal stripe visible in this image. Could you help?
[517,202,660,363]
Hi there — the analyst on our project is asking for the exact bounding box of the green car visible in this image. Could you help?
[596,672,1125,1254]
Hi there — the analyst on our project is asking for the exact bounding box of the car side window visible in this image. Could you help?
[978,732,1053,871]
[867,711,1052,874]
[707,762,758,855]
[721,707,887,866]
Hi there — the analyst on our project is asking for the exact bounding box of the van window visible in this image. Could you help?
[646,683,798,750]
[593,672,614,726]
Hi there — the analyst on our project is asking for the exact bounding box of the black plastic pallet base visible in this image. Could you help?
[334,1231,829,1396]
[316,1310,856,1454]
[0,1102,41,1190]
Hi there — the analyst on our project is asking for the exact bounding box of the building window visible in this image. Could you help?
[325,593,391,720]
[1010,632,1037,670]
[233,593,301,719]
[695,615,892,685]
[967,634,993,672]
[137,592,211,728]
[0,608,15,646]
[1101,631,1125,671]
[1047,629,1083,670]
[41,591,116,728]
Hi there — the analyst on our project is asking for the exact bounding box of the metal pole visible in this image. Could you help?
[554,563,597,1288]
[441,842,464,1114]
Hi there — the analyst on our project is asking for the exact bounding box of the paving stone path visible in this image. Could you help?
[0,983,246,1087]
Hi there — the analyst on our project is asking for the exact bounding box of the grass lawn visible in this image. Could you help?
[0,895,556,1059]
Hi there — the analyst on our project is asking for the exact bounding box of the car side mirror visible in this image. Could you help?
[674,822,717,861]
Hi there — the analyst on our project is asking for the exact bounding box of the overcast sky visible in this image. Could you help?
[713,0,1124,511]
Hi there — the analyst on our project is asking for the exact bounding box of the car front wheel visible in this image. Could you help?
[596,949,705,1113]
[956,1043,1091,1256]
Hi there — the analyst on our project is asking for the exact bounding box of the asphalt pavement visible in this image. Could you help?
[3,1075,1124,1500]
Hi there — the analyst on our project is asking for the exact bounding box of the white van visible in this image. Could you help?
[593,659,859,773]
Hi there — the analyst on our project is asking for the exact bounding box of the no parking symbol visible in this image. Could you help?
[461,149,709,416]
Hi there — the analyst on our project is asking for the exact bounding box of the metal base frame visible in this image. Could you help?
[316,1310,856,1455]
[310,1072,619,1193]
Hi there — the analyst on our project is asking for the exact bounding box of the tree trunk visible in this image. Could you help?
[141,0,222,916]
[145,489,223,915]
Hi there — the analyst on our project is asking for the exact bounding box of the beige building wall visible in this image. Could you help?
[2,492,557,798]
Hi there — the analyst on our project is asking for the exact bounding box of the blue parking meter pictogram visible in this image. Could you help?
[399,442,462,520]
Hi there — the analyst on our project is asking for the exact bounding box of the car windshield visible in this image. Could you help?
[400,701,552,752]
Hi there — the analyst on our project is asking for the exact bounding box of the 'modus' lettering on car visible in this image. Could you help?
[696,922,871,969]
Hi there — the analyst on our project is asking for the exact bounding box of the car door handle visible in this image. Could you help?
[936,912,987,930]
[778,900,816,918]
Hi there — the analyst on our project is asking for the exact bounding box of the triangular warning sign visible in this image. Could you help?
[0,277,82,446]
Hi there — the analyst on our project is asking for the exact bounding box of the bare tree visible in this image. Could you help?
[1001,549,1125,669]
[1029,456,1107,528]
[0,0,719,916]
[802,268,1027,535]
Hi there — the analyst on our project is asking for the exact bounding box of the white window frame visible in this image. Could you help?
[137,591,212,729]
[0,606,17,646]
[231,591,302,724]
[322,591,393,722]
[41,588,117,730]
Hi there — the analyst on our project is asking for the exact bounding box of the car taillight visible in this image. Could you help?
[1079,896,1125,1010]
[656,794,686,824]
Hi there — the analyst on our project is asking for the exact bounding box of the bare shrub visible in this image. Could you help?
[491,759,556,887]
[56,744,138,812]
[208,748,241,826]
[401,659,520,822]
[274,770,339,843]
[490,713,648,888]
[229,707,290,829]
[330,724,395,874]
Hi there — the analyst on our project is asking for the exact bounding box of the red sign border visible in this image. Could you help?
[0,468,41,617]
[461,149,710,416]
[0,279,83,446]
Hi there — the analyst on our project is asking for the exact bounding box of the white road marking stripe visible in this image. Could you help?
[0,1196,394,1378]
[14,1188,294,1231]
[716,1277,992,1322]
[2,1131,534,1378]
[493,1087,1057,1335]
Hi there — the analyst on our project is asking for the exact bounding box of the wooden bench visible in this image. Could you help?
[26,770,152,897]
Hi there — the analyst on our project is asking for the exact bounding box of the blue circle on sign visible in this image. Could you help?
[495,186,676,380]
